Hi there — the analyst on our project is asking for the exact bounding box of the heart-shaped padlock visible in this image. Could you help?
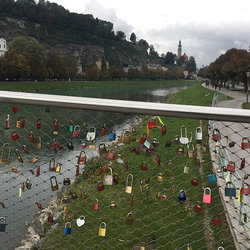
[76,216,85,227]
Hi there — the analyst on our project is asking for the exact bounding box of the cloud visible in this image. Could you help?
[141,21,250,67]
[84,0,134,35]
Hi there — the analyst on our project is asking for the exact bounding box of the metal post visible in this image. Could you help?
[247,72,250,104]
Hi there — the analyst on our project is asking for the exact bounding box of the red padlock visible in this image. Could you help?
[92,199,99,210]
[140,133,147,144]
[12,106,18,113]
[191,177,199,186]
[29,131,34,142]
[134,148,140,155]
[113,173,119,184]
[75,165,79,177]
[203,187,212,203]
[212,129,221,141]
[97,181,105,192]
[53,140,57,151]
[240,158,245,170]
[36,166,40,177]
[157,154,161,166]
[99,165,103,174]
[58,145,64,150]
[212,215,221,226]
[11,130,20,140]
[36,118,41,129]
[194,202,202,213]
[241,137,250,149]
[48,213,54,223]
[147,119,156,129]
[101,124,105,136]
[226,161,236,172]
[241,184,250,195]
[141,162,148,171]
[54,119,58,130]
[22,145,30,154]
[130,195,134,207]
[162,125,166,135]
[107,151,115,160]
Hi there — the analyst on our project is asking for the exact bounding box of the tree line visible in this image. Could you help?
[204,48,250,90]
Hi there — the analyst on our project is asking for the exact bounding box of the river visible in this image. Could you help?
[0,83,191,249]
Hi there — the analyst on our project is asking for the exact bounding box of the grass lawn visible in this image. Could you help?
[40,84,234,250]
[0,80,198,92]
[242,102,250,109]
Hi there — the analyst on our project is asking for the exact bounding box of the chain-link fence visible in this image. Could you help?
[0,91,249,250]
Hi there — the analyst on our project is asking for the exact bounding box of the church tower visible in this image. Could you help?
[177,40,182,58]
[0,38,7,57]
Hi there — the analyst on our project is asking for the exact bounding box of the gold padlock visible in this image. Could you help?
[55,163,61,173]
[140,242,146,250]
[89,143,95,150]
[187,243,192,250]
[202,144,207,152]
[0,143,11,165]
[30,156,40,164]
[98,222,106,237]
[157,173,163,182]
[125,174,133,193]
[109,201,117,208]
[34,137,42,150]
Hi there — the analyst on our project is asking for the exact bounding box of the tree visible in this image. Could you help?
[86,65,101,80]
[115,31,126,41]
[176,56,185,66]
[130,33,136,44]
[164,52,175,65]
[149,45,159,58]
[185,56,196,73]
[138,39,149,55]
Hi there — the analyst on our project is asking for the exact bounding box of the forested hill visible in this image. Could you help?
[0,0,162,68]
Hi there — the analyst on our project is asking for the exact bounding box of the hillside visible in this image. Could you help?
[0,0,163,71]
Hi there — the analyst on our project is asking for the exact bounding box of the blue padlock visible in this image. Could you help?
[108,130,116,141]
[178,190,186,203]
[64,222,71,234]
[0,217,7,232]
[225,181,236,197]
[207,169,217,183]
[67,121,74,133]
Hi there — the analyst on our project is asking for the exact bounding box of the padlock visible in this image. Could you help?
[48,213,54,223]
[109,201,117,209]
[86,127,96,141]
[226,161,236,172]
[101,124,106,135]
[116,154,124,164]
[62,196,70,204]
[187,243,192,250]
[19,183,24,198]
[15,149,23,163]
[67,141,74,150]
[202,144,207,152]
[11,130,20,140]
[75,165,80,177]
[177,145,184,155]
[240,158,245,170]
[121,130,131,144]
[75,216,85,227]
[139,133,147,144]
[162,124,166,135]
[12,105,18,113]
[73,125,81,138]
[97,181,105,192]
[140,242,146,250]
[147,118,156,129]
[107,151,115,160]
[64,222,71,234]
[130,195,134,206]
[152,138,160,147]
[25,178,32,190]
[89,142,95,150]
[52,139,57,151]
[53,119,59,130]
[203,187,212,203]
[165,141,171,147]
[30,156,40,164]
[228,141,235,148]
[36,118,41,129]
[36,165,40,177]
[157,154,161,165]
[0,217,7,232]
[157,173,163,182]
[194,202,202,213]
[98,222,106,237]
[126,212,133,225]
[241,184,250,195]
[174,135,179,143]
[92,199,99,210]
[195,158,201,166]
[178,190,186,203]
[207,169,217,183]
[29,131,34,142]
[49,158,56,172]
[168,160,172,166]
[162,189,167,200]
[71,192,78,199]
[134,147,140,155]
[191,177,199,186]
[16,116,25,128]
[22,145,29,154]
[212,129,221,141]
[63,178,71,186]
[225,181,236,197]
[67,120,74,133]
[55,162,61,173]
[50,176,59,191]
[125,174,133,193]
[108,130,116,141]
[34,137,42,150]
[212,215,221,226]
[188,144,194,158]
[145,177,150,184]
[184,165,189,174]
[0,143,11,165]
[103,167,113,185]
[113,173,119,184]
[78,151,86,165]
[179,125,189,144]
[98,143,107,156]
[241,137,250,149]
[141,162,148,171]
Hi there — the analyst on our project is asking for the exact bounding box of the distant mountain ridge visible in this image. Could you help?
[0,0,164,71]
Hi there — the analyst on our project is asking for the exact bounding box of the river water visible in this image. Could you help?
[0,83,191,249]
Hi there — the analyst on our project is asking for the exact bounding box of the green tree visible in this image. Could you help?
[130,33,136,44]
[176,56,185,66]
[138,39,149,55]
[185,56,196,73]
[164,52,175,65]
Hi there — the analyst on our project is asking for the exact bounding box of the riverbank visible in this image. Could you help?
[36,84,235,250]
[0,80,198,92]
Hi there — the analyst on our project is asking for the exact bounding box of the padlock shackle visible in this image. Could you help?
[64,222,71,228]
[94,198,98,204]
[0,217,6,224]
[100,222,106,228]
[204,187,211,194]
[127,212,133,218]
[1,143,11,158]
[126,174,133,186]
[242,137,250,142]
[180,125,187,138]
[88,126,96,133]
[49,158,55,167]
[74,125,81,131]
[50,176,58,185]
[17,116,25,121]
[78,215,85,220]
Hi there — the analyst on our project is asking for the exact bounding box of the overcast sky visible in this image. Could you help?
[51,0,250,67]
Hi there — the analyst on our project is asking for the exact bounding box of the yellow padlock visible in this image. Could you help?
[157,173,163,182]
[89,144,95,150]
[125,174,133,194]
[55,163,61,173]
[98,222,106,237]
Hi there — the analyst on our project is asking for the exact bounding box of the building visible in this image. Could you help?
[177,40,182,58]
[0,38,7,57]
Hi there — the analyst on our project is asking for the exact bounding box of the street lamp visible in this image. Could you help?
[247,72,250,104]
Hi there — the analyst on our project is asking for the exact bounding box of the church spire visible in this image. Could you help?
[177,40,182,58]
